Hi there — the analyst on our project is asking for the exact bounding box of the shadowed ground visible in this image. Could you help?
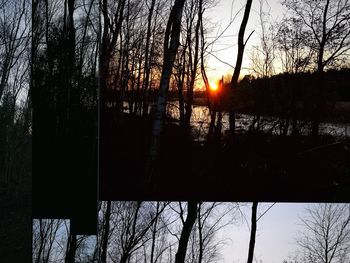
[0,173,31,262]
[100,111,350,202]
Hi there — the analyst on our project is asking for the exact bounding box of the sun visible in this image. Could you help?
[209,81,218,91]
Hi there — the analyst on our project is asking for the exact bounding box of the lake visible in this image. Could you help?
[123,101,350,140]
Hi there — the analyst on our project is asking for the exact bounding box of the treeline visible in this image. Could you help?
[232,68,350,121]
[32,0,98,226]
[0,0,31,198]
[0,1,32,261]
[32,202,350,263]
[32,219,96,263]
[100,0,215,132]
[32,201,239,263]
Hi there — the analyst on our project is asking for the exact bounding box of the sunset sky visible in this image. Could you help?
[203,0,285,86]
[203,4,318,259]
[189,2,319,258]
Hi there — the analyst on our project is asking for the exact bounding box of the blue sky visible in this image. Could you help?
[221,203,307,263]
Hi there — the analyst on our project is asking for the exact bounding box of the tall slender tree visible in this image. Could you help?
[147,0,186,176]
[229,0,253,134]
[175,201,198,263]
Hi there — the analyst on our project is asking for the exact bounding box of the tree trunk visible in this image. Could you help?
[175,201,198,263]
[63,0,76,126]
[65,224,77,263]
[229,0,253,134]
[142,0,156,117]
[146,0,186,176]
[177,44,187,128]
[119,253,130,263]
[150,202,160,263]
[100,0,126,108]
[247,202,258,263]
[311,0,329,138]
[197,203,203,263]
[178,76,186,128]
[185,0,202,132]
[101,201,111,263]
[35,219,44,263]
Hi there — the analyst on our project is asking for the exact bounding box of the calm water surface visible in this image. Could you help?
[123,101,350,140]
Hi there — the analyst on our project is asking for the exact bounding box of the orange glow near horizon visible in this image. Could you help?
[209,81,218,91]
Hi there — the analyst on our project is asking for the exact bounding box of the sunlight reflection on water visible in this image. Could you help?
[165,102,350,141]
[122,101,350,141]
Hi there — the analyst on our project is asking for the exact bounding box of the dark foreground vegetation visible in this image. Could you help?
[32,0,98,234]
[0,0,31,262]
[101,111,350,201]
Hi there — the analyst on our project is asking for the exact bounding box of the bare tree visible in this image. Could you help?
[32,219,64,263]
[141,0,156,117]
[282,0,350,136]
[249,0,276,78]
[147,0,186,176]
[229,0,254,133]
[0,0,30,189]
[175,201,198,263]
[283,0,350,72]
[102,201,167,263]
[65,220,77,263]
[247,202,258,263]
[32,219,96,263]
[247,0,276,133]
[0,1,30,261]
[276,17,313,74]
[100,201,112,263]
[100,0,127,109]
[184,0,202,132]
[296,203,350,263]
[185,202,238,263]
[0,0,29,101]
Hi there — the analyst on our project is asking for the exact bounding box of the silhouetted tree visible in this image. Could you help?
[99,201,168,263]
[229,0,253,133]
[100,0,126,110]
[249,0,276,78]
[296,203,350,263]
[147,0,186,176]
[32,219,63,263]
[283,0,350,137]
[175,201,198,263]
[0,2,31,263]
[100,201,111,263]
[247,202,258,263]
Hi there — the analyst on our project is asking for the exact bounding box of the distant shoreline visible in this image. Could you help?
[165,98,350,124]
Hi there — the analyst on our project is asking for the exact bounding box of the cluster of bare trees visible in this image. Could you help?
[295,203,350,263]
[244,0,350,137]
[95,201,239,263]
[99,0,219,117]
[281,203,350,263]
[100,0,169,114]
[0,0,31,195]
[32,202,241,263]
[33,0,99,133]
[32,219,96,263]
[0,3,31,262]
[32,0,98,225]
[33,202,350,263]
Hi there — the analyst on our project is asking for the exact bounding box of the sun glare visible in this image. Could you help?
[209,81,218,91]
